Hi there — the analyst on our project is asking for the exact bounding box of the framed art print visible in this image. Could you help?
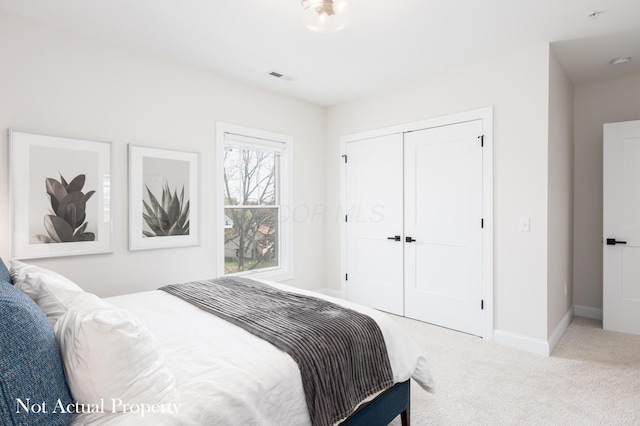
[128,145,199,250]
[9,129,113,259]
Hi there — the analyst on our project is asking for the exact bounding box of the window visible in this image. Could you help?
[216,123,293,281]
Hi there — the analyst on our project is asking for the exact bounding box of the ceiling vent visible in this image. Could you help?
[609,56,631,65]
[267,70,296,82]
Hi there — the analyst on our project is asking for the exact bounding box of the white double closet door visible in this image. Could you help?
[345,120,484,336]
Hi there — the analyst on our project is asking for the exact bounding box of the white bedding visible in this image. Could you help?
[70,281,434,426]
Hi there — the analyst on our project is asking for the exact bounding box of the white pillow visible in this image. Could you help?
[10,259,100,326]
[10,259,83,296]
[54,306,177,409]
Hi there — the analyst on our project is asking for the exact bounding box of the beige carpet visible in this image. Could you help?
[388,315,640,425]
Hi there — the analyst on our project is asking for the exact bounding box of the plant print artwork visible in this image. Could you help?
[142,182,190,237]
[36,173,96,243]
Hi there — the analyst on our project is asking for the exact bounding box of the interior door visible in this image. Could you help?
[345,133,404,315]
[603,120,640,335]
[404,120,484,336]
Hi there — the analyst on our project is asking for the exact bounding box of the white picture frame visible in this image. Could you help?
[9,129,113,259]
[128,144,199,251]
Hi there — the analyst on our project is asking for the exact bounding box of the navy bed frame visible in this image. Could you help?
[340,380,410,426]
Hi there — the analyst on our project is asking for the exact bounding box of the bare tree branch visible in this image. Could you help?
[223,146,278,273]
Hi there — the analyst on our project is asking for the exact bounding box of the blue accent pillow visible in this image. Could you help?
[0,257,11,285]
[0,281,73,426]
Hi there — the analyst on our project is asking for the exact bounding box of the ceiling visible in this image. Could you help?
[1,0,639,106]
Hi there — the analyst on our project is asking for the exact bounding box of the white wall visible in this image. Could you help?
[573,72,640,314]
[547,48,574,336]
[326,44,552,340]
[0,11,327,296]
[3,8,617,349]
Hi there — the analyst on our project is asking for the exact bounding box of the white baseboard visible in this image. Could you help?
[548,307,573,354]
[573,305,602,320]
[493,306,573,357]
[313,288,345,299]
[493,329,550,357]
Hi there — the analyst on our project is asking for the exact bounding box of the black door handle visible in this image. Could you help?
[387,235,401,241]
[406,236,416,243]
[606,238,627,245]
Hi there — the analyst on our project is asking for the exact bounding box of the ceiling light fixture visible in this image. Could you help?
[609,56,631,65]
[301,0,350,33]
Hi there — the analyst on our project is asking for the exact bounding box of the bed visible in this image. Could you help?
[0,258,434,426]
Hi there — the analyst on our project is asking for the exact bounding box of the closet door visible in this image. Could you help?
[404,120,484,336]
[345,134,404,315]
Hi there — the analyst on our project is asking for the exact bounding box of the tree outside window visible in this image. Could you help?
[223,145,280,274]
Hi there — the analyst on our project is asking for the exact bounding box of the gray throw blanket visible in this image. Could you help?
[160,277,393,426]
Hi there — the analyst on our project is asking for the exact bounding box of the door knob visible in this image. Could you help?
[387,235,401,241]
[606,238,627,245]
[406,236,416,243]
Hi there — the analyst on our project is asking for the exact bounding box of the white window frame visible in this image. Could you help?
[216,122,293,282]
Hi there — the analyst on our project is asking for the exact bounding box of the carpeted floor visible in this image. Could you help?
[388,315,640,425]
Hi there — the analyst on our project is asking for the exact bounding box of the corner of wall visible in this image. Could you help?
[546,43,575,338]
[494,305,573,357]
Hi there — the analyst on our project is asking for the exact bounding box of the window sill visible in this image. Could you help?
[223,267,293,283]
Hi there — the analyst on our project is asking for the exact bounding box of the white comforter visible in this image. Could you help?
[71,281,434,426]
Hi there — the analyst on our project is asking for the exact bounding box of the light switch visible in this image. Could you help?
[519,217,530,232]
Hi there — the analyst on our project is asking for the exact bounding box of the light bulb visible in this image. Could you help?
[301,0,350,33]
